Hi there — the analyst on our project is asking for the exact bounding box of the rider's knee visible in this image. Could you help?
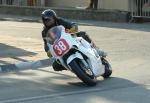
[77,31,92,43]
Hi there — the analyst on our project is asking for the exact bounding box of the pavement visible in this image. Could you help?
[0,15,150,103]
[0,14,150,73]
[0,14,51,72]
[0,36,53,72]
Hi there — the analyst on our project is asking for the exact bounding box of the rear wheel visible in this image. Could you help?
[101,58,112,78]
[69,59,97,86]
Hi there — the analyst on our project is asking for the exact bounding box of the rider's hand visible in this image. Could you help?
[69,26,77,33]
[65,25,78,33]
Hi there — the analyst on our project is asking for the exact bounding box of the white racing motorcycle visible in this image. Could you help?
[45,25,112,86]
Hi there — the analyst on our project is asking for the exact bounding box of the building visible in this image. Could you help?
[1,0,149,12]
[48,0,130,11]
[48,0,150,18]
[0,0,149,19]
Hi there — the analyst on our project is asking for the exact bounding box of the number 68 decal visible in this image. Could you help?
[53,39,70,56]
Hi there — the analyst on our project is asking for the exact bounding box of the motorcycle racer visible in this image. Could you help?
[41,9,107,71]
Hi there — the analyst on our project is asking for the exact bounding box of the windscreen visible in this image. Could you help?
[45,26,62,45]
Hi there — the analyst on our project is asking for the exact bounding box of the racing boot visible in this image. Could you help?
[90,42,107,57]
[95,48,107,57]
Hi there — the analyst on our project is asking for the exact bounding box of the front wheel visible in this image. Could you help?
[69,59,97,86]
[101,58,112,78]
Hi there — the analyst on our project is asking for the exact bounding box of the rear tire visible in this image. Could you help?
[69,59,97,86]
[101,58,112,78]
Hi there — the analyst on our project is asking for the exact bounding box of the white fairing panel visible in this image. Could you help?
[66,52,83,64]
[47,25,105,77]
[76,38,105,77]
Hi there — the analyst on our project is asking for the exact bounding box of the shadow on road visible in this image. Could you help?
[0,73,149,103]
[0,43,37,64]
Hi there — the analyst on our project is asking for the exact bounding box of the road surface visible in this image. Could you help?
[0,20,150,103]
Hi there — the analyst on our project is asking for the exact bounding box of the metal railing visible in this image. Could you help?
[130,0,150,18]
[0,0,47,7]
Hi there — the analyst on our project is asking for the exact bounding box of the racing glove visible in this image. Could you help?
[66,24,78,33]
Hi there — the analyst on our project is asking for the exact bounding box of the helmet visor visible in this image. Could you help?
[43,17,55,26]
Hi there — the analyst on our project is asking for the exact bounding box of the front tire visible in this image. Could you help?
[69,59,97,86]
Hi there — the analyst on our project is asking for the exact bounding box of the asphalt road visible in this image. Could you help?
[0,20,150,103]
